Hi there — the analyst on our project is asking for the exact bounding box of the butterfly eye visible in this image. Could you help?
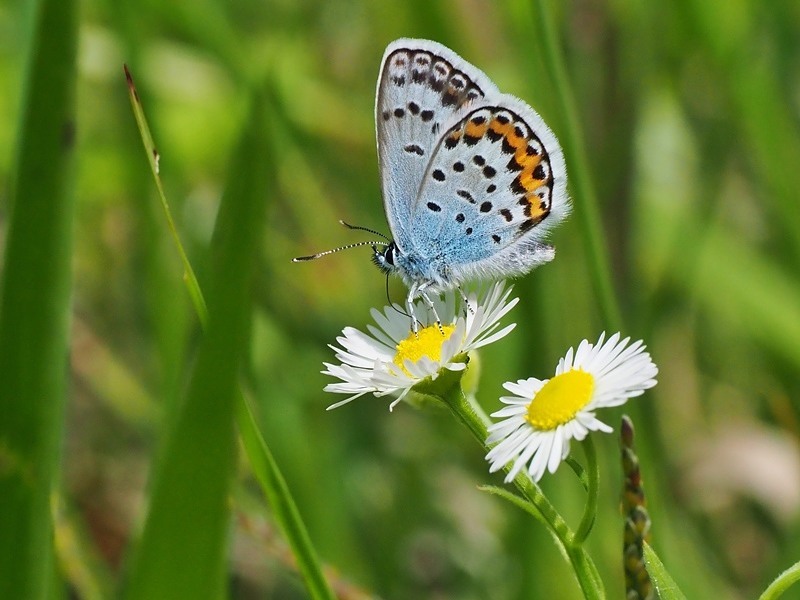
[384,243,396,265]
[370,241,399,275]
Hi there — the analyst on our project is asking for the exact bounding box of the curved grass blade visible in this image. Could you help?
[124,65,208,327]
[125,94,268,600]
[124,72,335,600]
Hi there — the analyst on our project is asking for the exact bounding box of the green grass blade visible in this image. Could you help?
[531,0,623,331]
[643,542,688,600]
[235,397,336,600]
[0,0,77,596]
[124,65,208,327]
[125,71,335,599]
[124,94,268,600]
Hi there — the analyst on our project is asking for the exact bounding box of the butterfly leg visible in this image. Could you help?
[456,284,475,316]
[415,282,443,334]
[406,281,443,335]
[406,284,423,335]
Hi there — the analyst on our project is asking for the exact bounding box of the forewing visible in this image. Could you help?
[409,95,569,282]
[375,38,499,250]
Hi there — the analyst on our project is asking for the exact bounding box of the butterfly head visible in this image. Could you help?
[372,241,399,275]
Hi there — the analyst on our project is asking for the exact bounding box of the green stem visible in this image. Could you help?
[574,436,599,544]
[759,560,800,600]
[124,66,208,328]
[532,0,623,331]
[424,372,605,599]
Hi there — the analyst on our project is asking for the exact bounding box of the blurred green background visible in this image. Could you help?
[2,0,800,598]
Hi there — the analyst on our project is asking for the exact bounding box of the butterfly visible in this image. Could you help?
[296,39,569,328]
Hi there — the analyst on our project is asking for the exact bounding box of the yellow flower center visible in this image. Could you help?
[525,369,595,430]
[393,325,456,376]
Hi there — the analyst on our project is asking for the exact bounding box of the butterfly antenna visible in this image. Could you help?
[385,275,422,332]
[292,240,388,262]
[339,220,391,241]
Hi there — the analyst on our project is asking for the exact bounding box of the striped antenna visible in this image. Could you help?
[292,221,390,262]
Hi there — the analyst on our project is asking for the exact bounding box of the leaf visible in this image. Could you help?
[643,542,688,600]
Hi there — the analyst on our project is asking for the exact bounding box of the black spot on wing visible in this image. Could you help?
[457,189,475,203]
[442,91,458,106]
[430,76,446,92]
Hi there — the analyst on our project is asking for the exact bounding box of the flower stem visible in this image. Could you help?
[758,560,800,600]
[574,436,599,544]
[422,371,605,599]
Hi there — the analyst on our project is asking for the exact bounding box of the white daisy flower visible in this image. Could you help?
[486,332,658,483]
[323,282,518,411]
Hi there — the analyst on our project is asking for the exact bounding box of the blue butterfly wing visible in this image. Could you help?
[375,39,499,253]
[409,95,570,284]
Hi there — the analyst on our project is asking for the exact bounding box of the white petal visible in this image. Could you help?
[326,391,370,410]
[502,378,540,398]
[528,434,553,482]
[547,428,565,472]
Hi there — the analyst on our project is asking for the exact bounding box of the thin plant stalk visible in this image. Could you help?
[532,0,623,331]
